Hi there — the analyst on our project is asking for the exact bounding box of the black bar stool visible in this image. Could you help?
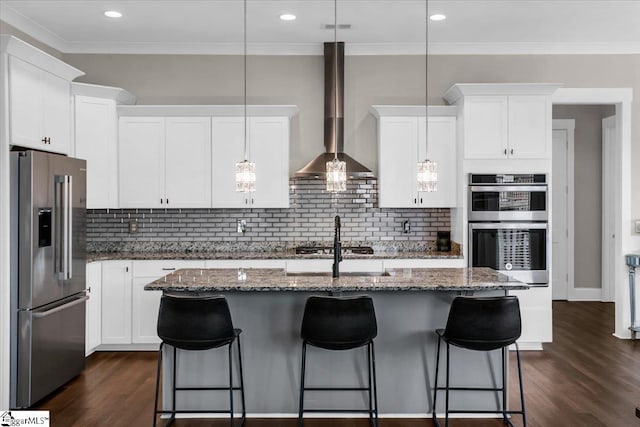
[298,295,379,427]
[432,296,526,427]
[152,294,246,427]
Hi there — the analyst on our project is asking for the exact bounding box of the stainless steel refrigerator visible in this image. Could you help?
[10,150,87,408]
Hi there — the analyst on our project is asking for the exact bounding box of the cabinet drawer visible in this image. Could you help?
[132,260,206,278]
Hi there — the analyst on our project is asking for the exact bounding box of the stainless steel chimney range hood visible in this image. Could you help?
[295,42,374,179]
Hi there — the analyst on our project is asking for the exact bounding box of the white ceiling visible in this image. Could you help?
[1,0,639,55]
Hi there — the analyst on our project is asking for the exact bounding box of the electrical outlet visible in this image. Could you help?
[635,220,640,233]
[128,220,138,234]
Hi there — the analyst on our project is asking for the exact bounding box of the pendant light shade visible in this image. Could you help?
[326,158,347,192]
[236,159,256,192]
[417,0,437,193]
[417,159,437,192]
[236,0,255,193]
[325,0,347,193]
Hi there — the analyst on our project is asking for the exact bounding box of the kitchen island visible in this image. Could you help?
[145,267,527,418]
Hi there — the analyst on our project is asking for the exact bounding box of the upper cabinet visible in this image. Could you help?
[444,84,561,160]
[372,106,457,208]
[73,83,136,209]
[2,36,84,155]
[212,116,290,208]
[118,105,296,209]
[119,116,212,208]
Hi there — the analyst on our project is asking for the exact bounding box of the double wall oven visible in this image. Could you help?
[468,174,549,286]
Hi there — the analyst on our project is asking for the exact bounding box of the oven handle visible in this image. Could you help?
[469,222,548,230]
[469,185,547,192]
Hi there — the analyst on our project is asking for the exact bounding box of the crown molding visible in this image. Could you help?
[369,105,457,118]
[117,105,299,118]
[0,3,68,52]
[71,82,137,105]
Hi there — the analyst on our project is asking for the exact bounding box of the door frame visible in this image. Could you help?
[602,115,617,303]
[553,88,633,338]
[551,119,576,300]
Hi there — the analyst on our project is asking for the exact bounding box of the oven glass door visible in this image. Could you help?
[470,223,548,284]
[469,185,547,221]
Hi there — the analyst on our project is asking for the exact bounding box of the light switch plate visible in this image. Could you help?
[128,220,138,234]
[635,220,640,233]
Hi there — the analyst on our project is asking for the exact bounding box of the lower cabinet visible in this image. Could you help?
[101,261,133,345]
[510,286,553,346]
[86,262,102,355]
[99,260,206,349]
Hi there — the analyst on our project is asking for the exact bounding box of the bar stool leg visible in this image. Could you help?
[370,341,379,427]
[515,343,527,427]
[298,341,307,427]
[367,342,374,427]
[168,346,177,427]
[152,343,164,427]
[432,334,442,425]
[228,343,234,427]
[445,342,450,427]
[502,348,508,424]
[236,338,247,426]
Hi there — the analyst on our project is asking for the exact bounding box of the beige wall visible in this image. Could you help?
[553,105,615,289]
[61,53,640,220]
[0,21,63,59]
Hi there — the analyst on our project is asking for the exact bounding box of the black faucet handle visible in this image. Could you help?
[335,215,341,229]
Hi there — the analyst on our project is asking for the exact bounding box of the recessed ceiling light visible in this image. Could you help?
[104,10,123,18]
[279,13,296,21]
[430,14,446,21]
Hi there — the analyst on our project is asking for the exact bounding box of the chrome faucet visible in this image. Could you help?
[332,215,342,278]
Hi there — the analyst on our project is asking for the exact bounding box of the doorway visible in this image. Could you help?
[552,106,616,302]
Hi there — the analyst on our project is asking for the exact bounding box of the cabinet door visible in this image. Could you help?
[508,95,550,159]
[378,117,418,208]
[119,117,165,208]
[101,261,132,344]
[249,117,290,208]
[418,117,457,207]
[211,117,247,208]
[165,117,212,208]
[9,56,44,148]
[42,71,71,154]
[75,96,118,208]
[86,262,102,355]
[463,96,508,159]
[131,278,162,344]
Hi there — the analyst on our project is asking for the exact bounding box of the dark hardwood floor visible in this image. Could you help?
[35,302,639,426]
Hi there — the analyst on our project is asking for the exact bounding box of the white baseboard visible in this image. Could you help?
[569,287,602,301]
[512,342,543,351]
[165,413,503,419]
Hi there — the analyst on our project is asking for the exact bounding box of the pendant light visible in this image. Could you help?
[236,0,256,193]
[326,0,347,193]
[417,0,437,193]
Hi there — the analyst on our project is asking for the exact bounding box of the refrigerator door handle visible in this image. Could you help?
[32,295,88,319]
[55,175,72,280]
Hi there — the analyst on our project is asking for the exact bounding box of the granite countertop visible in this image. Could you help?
[87,250,463,262]
[144,267,528,292]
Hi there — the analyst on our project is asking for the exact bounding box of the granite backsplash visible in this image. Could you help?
[87,178,452,253]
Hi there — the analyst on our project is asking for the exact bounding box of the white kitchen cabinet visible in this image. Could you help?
[86,262,102,355]
[510,286,553,346]
[8,55,79,155]
[74,96,119,208]
[118,117,212,208]
[375,113,457,208]
[131,260,206,345]
[101,261,133,345]
[444,84,560,160]
[211,116,290,208]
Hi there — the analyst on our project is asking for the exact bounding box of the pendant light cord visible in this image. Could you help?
[243,0,248,161]
[334,0,338,161]
[425,0,429,160]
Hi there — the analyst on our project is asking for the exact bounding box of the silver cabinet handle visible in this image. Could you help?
[162,267,176,271]
[33,296,89,319]
[510,149,514,155]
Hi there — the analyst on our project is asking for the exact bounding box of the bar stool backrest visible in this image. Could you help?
[301,296,377,350]
[157,294,235,350]
[444,296,521,351]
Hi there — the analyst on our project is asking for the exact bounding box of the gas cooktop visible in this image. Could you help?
[295,246,374,255]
